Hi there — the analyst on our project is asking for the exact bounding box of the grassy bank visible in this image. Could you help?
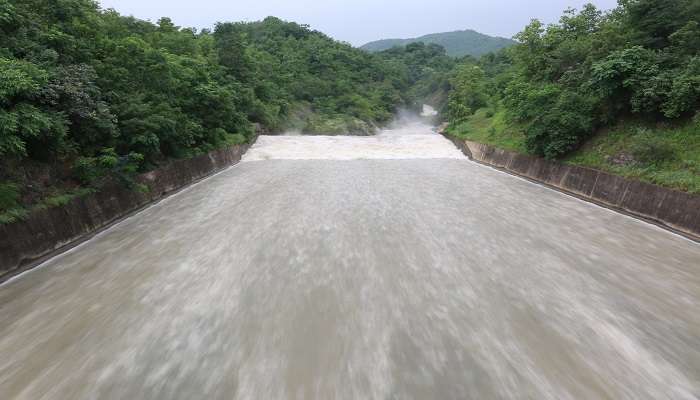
[446,109,527,153]
[447,109,700,194]
[566,121,700,193]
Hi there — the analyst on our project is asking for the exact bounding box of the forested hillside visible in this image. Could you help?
[0,0,409,221]
[444,0,700,192]
[361,30,515,57]
[2,0,698,223]
[373,42,456,114]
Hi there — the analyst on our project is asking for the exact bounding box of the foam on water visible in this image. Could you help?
[242,120,464,162]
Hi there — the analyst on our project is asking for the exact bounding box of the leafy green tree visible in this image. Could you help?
[447,1,700,158]
[447,64,487,122]
[1,0,411,212]
[0,57,68,158]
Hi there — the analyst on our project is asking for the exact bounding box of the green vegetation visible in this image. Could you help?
[361,30,516,57]
[446,108,527,153]
[0,186,95,224]
[566,120,700,193]
[444,0,699,192]
[0,0,409,220]
[1,0,697,223]
[374,42,456,114]
[449,110,700,193]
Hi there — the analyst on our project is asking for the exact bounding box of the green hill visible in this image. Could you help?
[360,30,516,57]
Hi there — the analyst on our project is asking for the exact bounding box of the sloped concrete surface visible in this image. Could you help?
[1,124,699,399]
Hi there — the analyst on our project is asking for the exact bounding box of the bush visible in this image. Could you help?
[445,2,700,162]
[74,148,143,186]
[225,133,247,146]
[629,130,676,165]
[0,182,20,211]
[447,64,488,123]
[524,90,597,159]
[0,207,29,225]
[40,188,96,208]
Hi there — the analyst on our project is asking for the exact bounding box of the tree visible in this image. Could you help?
[447,64,487,122]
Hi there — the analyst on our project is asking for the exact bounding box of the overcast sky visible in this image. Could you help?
[97,0,619,46]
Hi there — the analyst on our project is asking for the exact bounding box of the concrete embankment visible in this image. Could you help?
[445,135,700,240]
[0,143,251,283]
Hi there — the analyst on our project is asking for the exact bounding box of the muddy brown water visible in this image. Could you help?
[1,121,699,399]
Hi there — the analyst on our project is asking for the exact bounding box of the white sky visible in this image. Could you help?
[97,0,620,46]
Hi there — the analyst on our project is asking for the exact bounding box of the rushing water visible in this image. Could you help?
[1,119,699,399]
[242,120,461,162]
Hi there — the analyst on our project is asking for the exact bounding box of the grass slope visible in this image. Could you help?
[447,109,700,193]
[446,109,527,152]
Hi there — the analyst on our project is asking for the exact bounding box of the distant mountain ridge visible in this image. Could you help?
[360,30,516,57]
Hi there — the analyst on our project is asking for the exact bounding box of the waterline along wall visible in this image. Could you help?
[0,143,251,283]
[447,136,700,240]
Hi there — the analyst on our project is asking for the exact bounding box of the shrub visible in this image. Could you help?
[42,194,75,208]
[524,90,597,159]
[74,148,143,186]
[0,182,20,211]
[40,188,96,208]
[225,133,247,146]
[0,207,29,225]
[629,130,676,166]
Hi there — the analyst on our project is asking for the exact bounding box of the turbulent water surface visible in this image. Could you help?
[1,120,699,399]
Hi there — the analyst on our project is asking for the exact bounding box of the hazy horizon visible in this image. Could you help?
[98,0,619,46]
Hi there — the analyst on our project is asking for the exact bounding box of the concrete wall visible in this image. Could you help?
[0,143,250,283]
[446,136,700,240]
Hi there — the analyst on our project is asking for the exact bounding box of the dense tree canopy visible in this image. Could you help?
[0,0,406,174]
[446,0,700,159]
[2,0,698,218]
[0,0,408,212]
[374,42,457,114]
[0,0,412,217]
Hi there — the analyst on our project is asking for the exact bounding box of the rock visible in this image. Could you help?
[606,152,636,167]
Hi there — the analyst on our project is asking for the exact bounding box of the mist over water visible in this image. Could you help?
[243,109,459,162]
[382,107,439,135]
